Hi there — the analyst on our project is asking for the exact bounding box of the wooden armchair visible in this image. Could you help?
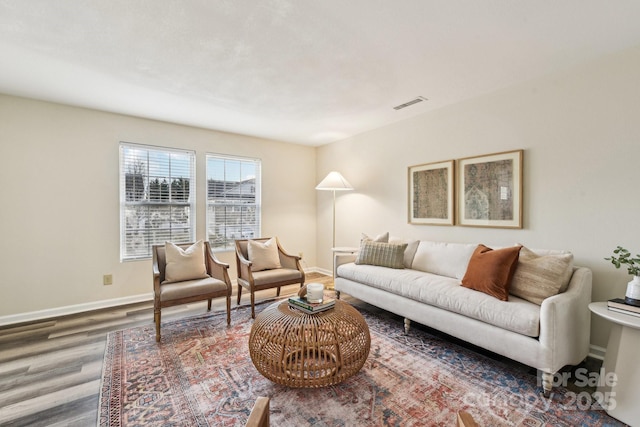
[456,410,478,427]
[153,241,232,342]
[235,237,305,318]
[245,396,270,427]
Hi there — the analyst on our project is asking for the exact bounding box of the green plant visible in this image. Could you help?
[605,246,640,276]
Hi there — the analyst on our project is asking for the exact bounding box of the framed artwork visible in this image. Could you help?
[457,149,523,228]
[408,160,455,225]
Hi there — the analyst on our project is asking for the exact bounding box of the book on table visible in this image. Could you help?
[607,298,640,315]
[608,306,640,318]
[288,296,335,313]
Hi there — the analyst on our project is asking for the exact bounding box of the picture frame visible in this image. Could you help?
[457,149,523,228]
[408,160,455,225]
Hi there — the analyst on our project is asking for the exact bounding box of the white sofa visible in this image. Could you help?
[334,240,592,396]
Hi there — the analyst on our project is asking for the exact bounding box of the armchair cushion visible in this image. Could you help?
[163,240,208,284]
[248,237,282,272]
[252,268,303,286]
[160,276,228,302]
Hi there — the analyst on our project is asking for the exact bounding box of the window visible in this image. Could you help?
[206,154,261,251]
[119,142,196,260]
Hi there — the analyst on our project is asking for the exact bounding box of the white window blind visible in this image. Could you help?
[206,154,261,251]
[119,142,196,260]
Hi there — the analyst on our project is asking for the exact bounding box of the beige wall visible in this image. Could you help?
[0,95,317,319]
[316,46,640,349]
[3,46,639,348]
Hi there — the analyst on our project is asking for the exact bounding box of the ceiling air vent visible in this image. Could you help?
[393,96,428,110]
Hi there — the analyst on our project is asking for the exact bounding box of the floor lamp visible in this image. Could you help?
[316,171,354,248]
[316,171,354,285]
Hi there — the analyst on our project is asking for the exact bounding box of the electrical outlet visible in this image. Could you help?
[103,274,113,286]
[298,252,304,259]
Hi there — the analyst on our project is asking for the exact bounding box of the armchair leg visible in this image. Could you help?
[226,296,231,325]
[237,285,242,305]
[207,299,212,311]
[154,310,161,342]
[251,291,256,319]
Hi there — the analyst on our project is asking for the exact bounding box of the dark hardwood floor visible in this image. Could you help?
[0,273,331,427]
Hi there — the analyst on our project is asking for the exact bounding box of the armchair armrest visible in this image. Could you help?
[235,247,254,283]
[275,240,302,270]
[205,246,232,292]
[152,255,162,297]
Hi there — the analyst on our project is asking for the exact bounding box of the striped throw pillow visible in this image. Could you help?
[355,241,408,269]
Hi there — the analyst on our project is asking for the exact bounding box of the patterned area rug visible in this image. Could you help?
[99,302,623,426]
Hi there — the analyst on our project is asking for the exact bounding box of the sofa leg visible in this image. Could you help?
[336,290,341,300]
[541,371,553,397]
[404,318,411,334]
[207,299,212,311]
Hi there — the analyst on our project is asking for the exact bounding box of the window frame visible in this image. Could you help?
[206,153,261,252]
[119,142,196,261]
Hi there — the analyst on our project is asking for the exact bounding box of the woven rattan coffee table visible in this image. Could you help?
[249,299,370,388]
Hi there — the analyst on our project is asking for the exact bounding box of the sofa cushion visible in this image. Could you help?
[337,262,540,337]
[510,246,574,304]
[461,244,522,301]
[356,241,408,269]
[164,241,209,284]
[248,237,282,272]
[411,241,477,279]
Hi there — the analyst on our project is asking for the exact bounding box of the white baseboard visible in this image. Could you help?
[0,266,330,327]
[310,267,332,276]
[0,293,154,327]
[588,344,606,361]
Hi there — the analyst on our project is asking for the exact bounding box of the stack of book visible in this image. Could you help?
[607,298,640,317]
[288,296,335,314]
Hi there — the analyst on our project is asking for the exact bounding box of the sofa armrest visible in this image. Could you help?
[538,266,592,372]
[335,253,357,277]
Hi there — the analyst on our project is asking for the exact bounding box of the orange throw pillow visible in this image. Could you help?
[461,244,522,301]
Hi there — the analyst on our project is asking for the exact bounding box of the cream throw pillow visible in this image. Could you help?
[389,237,420,268]
[248,238,282,272]
[510,246,574,305]
[164,240,209,284]
[361,232,389,243]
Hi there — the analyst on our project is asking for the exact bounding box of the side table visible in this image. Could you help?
[589,301,640,425]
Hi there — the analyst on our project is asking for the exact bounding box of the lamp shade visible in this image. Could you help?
[315,171,354,191]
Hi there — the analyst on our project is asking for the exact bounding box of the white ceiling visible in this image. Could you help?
[1,1,640,146]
